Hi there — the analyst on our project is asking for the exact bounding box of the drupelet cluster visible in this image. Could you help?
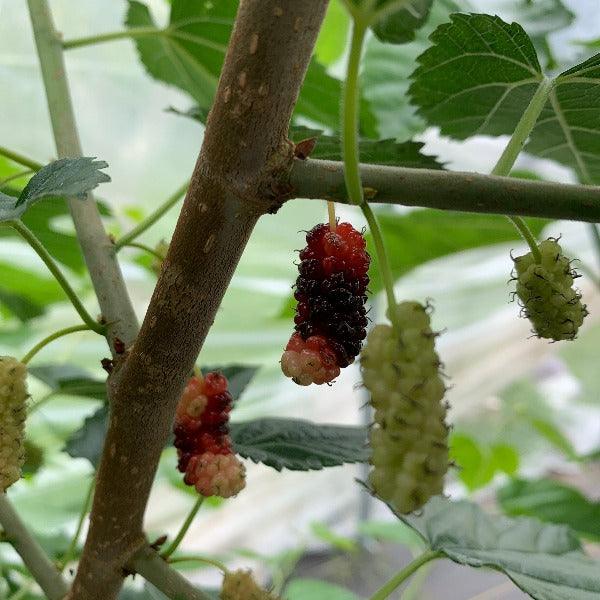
[513,239,587,341]
[281,222,370,385]
[0,356,28,492]
[173,372,245,498]
[361,302,450,514]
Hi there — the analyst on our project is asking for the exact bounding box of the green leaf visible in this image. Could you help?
[0,287,44,321]
[126,0,376,134]
[527,54,600,184]
[480,0,574,40]
[529,418,579,461]
[409,12,600,185]
[395,496,600,600]
[16,157,109,205]
[0,185,111,273]
[29,364,107,401]
[362,0,461,140]
[498,478,600,541]
[289,126,443,168]
[285,579,360,600]
[230,418,369,471]
[373,0,433,45]
[450,434,519,491]
[311,522,357,552]
[0,261,64,307]
[315,0,350,65]
[63,404,108,467]
[409,13,543,140]
[22,439,45,477]
[357,520,425,547]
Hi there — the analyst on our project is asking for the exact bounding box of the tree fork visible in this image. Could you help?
[67,2,330,599]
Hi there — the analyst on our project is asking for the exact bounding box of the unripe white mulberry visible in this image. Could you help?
[513,239,587,341]
[361,302,449,514]
[220,569,280,600]
[0,357,28,492]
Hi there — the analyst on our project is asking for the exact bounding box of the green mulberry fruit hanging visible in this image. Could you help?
[513,239,587,341]
[220,570,280,600]
[361,302,449,514]
[0,357,28,492]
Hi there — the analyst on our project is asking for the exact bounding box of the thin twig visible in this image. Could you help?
[131,546,213,600]
[0,494,68,600]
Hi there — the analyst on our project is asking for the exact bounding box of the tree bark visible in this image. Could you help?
[68,2,329,599]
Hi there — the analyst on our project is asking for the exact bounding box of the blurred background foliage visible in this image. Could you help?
[1,0,600,598]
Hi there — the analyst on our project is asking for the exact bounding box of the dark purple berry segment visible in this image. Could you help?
[281,222,370,385]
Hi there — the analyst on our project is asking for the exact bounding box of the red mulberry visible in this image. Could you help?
[173,373,246,498]
[281,222,370,385]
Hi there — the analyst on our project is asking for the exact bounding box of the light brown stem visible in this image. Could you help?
[27,0,139,353]
[68,2,329,598]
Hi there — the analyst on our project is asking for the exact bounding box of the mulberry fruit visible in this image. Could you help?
[221,569,280,600]
[0,357,28,492]
[361,302,449,514]
[513,239,587,341]
[173,373,246,498]
[281,222,370,385]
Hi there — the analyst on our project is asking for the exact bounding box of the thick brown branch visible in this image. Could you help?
[68,2,329,599]
[290,158,600,222]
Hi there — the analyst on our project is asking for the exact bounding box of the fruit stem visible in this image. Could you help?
[58,475,95,572]
[161,497,205,560]
[0,145,43,171]
[342,20,367,208]
[327,200,337,231]
[490,77,554,263]
[114,180,188,250]
[361,201,399,324]
[61,26,162,50]
[342,15,399,328]
[0,169,35,189]
[120,241,165,262]
[369,550,441,600]
[508,216,542,263]
[5,221,106,334]
[167,555,228,574]
[20,324,93,365]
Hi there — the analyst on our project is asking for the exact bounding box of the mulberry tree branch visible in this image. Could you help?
[27,0,139,353]
[67,2,330,599]
[290,158,600,223]
[130,547,213,600]
[0,494,69,600]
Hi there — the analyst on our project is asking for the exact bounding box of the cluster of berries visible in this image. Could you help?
[173,372,245,498]
[0,357,27,492]
[361,302,450,514]
[220,570,280,600]
[281,222,370,385]
[513,239,588,341]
